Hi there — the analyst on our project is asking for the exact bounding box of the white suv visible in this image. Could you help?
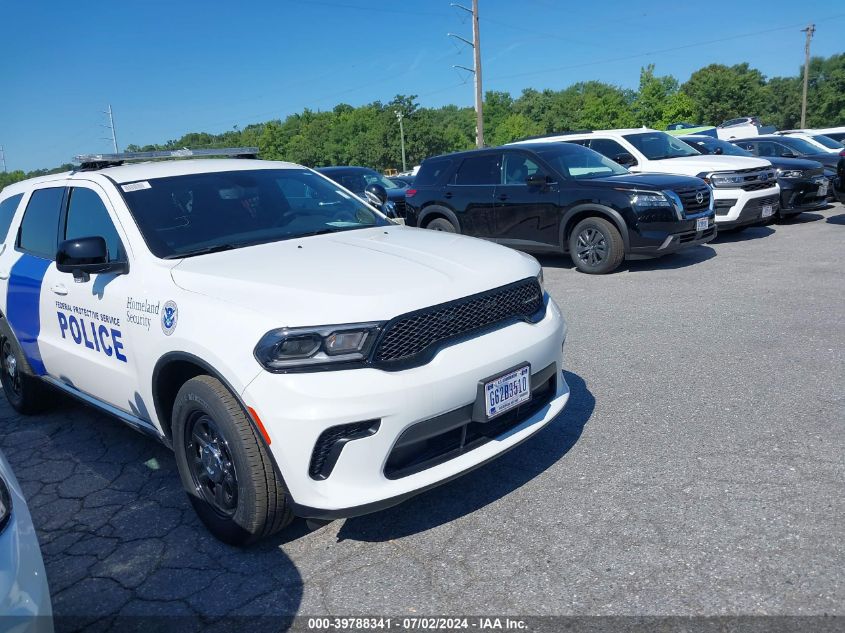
[514,129,780,230]
[0,149,569,544]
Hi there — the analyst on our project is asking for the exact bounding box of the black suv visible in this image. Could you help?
[404,143,716,274]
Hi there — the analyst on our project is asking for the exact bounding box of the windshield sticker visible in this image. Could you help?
[161,300,178,336]
[55,301,127,362]
[122,181,151,192]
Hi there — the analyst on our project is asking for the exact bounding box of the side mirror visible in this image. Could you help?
[614,153,638,167]
[56,237,128,282]
[525,173,549,187]
[364,183,388,207]
[780,151,796,158]
[714,147,724,155]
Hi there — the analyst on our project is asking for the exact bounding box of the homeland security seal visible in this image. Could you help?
[161,300,178,336]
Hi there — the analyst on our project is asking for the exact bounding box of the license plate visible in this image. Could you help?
[696,217,709,231]
[484,365,531,419]
[761,204,774,218]
[819,181,828,197]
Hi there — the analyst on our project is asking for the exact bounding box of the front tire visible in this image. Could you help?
[0,332,54,414]
[568,217,625,274]
[425,217,457,233]
[172,375,293,545]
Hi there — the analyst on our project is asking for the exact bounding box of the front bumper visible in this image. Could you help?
[242,296,569,517]
[0,455,53,633]
[628,212,716,258]
[780,177,830,213]
[713,186,780,228]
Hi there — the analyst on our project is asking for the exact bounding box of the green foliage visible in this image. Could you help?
[632,64,696,129]
[681,63,767,125]
[806,53,845,128]
[4,54,844,189]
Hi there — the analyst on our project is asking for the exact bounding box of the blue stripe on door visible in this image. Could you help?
[6,254,52,376]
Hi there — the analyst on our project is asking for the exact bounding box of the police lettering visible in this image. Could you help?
[57,312,127,363]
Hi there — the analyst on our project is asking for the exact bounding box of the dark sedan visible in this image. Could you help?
[316,166,410,217]
[681,135,829,218]
[731,135,844,203]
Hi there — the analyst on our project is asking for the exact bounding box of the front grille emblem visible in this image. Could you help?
[695,192,704,204]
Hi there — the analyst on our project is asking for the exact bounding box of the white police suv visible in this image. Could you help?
[0,149,569,544]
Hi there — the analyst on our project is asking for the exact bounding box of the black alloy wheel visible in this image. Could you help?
[185,412,238,517]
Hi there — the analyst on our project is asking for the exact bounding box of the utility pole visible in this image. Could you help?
[395,110,407,172]
[449,0,484,147]
[102,104,119,153]
[0,146,6,173]
[800,24,815,128]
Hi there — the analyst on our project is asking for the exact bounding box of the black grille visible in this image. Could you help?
[744,195,779,212]
[679,226,716,243]
[372,279,544,366]
[309,420,380,479]
[384,363,558,479]
[742,181,777,191]
[674,186,711,214]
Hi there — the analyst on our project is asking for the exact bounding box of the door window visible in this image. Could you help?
[502,154,542,184]
[453,154,502,185]
[17,187,65,259]
[0,194,24,243]
[588,138,628,159]
[64,187,126,262]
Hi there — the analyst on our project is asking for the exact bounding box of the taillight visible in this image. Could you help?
[405,188,417,198]
[839,149,845,156]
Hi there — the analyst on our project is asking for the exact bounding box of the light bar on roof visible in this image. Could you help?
[73,147,259,164]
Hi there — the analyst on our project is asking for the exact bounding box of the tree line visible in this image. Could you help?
[3,54,843,190]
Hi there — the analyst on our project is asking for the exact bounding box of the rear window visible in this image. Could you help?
[18,187,65,259]
[0,193,24,243]
[453,154,502,186]
[414,158,453,188]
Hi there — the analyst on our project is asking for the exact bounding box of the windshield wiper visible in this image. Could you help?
[295,227,360,239]
[164,243,239,259]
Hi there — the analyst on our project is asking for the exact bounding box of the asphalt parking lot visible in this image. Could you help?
[1,204,843,631]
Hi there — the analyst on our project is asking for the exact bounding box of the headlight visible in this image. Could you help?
[708,173,744,187]
[254,323,384,371]
[630,191,672,208]
[537,268,544,291]
[776,168,804,178]
[0,476,11,534]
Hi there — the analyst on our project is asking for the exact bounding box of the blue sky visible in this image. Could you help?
[2,0,843,172]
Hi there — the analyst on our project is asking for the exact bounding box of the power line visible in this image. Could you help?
[800,23,816,128]
[485,14,845,85]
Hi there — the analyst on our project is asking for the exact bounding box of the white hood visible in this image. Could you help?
[170,226,539,327]
[637,154,771,176]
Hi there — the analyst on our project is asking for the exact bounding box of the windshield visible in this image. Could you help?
[779,136,825,155]
[537,143,629,179]
[811,134,844,150]
[623,132,699,160]
[324,169,403,192]
[683,137,752,157]
[121,169,388,259]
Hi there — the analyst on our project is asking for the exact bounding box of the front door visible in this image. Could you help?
[492,152,560,247]
[37,183,142,416]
